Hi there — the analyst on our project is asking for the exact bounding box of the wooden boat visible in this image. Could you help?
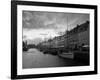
[58,51,74,59]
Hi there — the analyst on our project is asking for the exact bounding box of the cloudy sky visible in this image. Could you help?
[22,11,89,45]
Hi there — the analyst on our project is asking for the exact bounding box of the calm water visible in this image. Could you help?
[23,48,85,69]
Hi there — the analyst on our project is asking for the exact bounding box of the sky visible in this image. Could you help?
[22,11,89,45]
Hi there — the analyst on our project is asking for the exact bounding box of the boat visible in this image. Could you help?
[58,51,74,59]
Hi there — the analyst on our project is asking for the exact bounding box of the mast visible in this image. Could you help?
[66,16,68,48]
[67,16,68,32]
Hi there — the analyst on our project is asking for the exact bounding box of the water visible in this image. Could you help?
[23,48,86,69]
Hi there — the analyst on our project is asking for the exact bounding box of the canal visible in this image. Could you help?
[23,48,86,69]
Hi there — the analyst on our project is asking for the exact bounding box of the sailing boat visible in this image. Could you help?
[58,16,74,59]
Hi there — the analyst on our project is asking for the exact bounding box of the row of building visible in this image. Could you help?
[38,21,89,50]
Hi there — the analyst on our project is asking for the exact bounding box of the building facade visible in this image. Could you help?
[39,21,89,50]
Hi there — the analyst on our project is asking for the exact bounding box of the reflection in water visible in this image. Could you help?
[23,48,85,69]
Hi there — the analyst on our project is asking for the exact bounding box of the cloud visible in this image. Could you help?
[22,11,68,30]
[23,11,89,32]
[23,28,59,40]
[22,11,89,41]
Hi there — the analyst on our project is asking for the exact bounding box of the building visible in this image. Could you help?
[38,21,89,51]
[65,21,89,50]
[65,26,79,49]
[78,21,89,46]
